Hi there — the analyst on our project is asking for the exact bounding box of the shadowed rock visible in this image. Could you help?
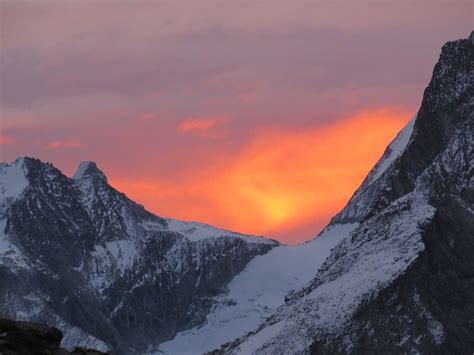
[0,318,108,355]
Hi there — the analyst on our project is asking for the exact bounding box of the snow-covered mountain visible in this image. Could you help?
[0,158,277,353]
[0,157,357,354]
[1,32,472,355]
[213,33,473,354]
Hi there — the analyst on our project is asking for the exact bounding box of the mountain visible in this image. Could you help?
[1,32,472,355]
[213,33,473,354]
[0,158,278,353]
[0,157,358,354]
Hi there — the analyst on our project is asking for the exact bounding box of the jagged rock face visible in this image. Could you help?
[0,158,276,353]
[311,198,474,355]
[332,34,473,224]
[216,34,473,354]
[309,33,474,353]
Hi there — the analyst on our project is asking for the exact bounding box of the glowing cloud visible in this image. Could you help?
[111,108,411,244]
[0,135,16,145]
[135,113,159,123]
[1,1,470,244]
[47,140,83,149]
[177,117,227,135]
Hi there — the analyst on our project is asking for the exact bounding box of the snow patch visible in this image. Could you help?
[0,219,28,269]
[0,158,28,204]
[368,115,416,183]
[165,218,275,244]
[60,322,109,352]
[72,161,95,180]
[89,239,138,291]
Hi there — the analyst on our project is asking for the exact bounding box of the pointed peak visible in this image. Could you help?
[0,157,30,202]
[72,161,107,181]
[10,156,36,167]
[3,156,41,173]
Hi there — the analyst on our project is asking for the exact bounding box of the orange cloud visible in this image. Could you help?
[177,117,227,135]
[135,113,159,123]
[0,135,16,145]
[47,139,83,149]
[111,108,410,244]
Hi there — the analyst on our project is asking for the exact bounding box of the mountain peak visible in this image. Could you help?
[72,161,107,181]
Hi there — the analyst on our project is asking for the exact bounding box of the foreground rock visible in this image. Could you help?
[0,318,107,354]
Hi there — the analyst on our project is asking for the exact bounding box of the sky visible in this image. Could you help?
[0,1,472,244]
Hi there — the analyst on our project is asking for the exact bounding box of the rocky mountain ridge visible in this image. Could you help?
[0,157,276,353]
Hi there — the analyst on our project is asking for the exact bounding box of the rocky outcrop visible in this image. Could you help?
[0,318,107,354]
[0,318,62,354]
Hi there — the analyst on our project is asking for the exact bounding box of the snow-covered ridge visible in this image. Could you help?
[330,114,417,224]
[72,161,106,181]
[163,218,276,244]
[71,159,275,245]
[72,161,93,180]
[366,114,417,184]
[230,194,436,354]
[159,223,358,354]
[0,158,28,205]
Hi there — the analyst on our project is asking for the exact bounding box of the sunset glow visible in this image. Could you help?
[111,108,410,243]
[1,2,470,243]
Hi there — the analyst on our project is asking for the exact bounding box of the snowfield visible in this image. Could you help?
[159,223,358,354]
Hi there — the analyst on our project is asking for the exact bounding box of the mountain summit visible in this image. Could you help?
[72,161,107,181]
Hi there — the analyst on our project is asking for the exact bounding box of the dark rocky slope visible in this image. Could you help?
[311,198,474,355]
[310,32,473,355]
[332,32,472,225]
